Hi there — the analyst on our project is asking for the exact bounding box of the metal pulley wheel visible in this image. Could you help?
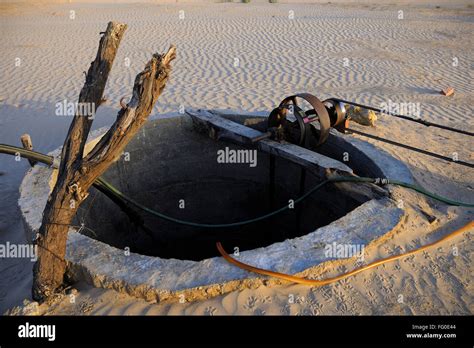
[268,93,332,147]
[323,98,346,127]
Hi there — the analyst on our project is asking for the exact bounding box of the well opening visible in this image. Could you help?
[75,116,367,261]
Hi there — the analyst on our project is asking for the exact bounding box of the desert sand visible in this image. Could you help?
[0,1,473,315]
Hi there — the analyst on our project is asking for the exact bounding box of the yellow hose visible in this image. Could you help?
[216,221,473,286]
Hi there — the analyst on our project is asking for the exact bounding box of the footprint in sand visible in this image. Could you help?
[320,287,333,301]
[259,295,272,304]
[243,296,258,310]
[78,299,94,314]
[204,306,217,316]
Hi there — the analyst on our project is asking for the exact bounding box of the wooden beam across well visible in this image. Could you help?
[187,109,353,179]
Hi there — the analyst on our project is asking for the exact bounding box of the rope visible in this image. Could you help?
[216,221,474,286]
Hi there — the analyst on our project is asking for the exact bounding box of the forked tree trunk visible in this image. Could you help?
[32,21,176,302]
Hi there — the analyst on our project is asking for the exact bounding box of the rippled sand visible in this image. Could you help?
[0,1,473,315]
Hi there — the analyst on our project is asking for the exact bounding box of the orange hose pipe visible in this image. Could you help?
[216,221,473,286]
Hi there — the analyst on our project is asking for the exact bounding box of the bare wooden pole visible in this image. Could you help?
[32,20,176,302]
[32,21,128,302]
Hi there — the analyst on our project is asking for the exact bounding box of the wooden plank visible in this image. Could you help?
[188,109,262,143]
[258,139,352,177]
[187,109,353,178]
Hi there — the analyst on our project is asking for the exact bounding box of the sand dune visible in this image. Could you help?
[0,1,473,315]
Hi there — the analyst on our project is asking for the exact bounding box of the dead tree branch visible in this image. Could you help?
[32,21,176,302]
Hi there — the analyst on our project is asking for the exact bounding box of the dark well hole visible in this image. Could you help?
[75,116,367,261]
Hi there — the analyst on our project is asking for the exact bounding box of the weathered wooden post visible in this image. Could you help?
[32,21,176,302]
[20,134,36,167]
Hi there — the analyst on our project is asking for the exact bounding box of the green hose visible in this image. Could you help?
[328,176,474,207]
[99,175,473,228]
[1,143,473,230]
[0,144,55,166]
[98,176,332,228]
